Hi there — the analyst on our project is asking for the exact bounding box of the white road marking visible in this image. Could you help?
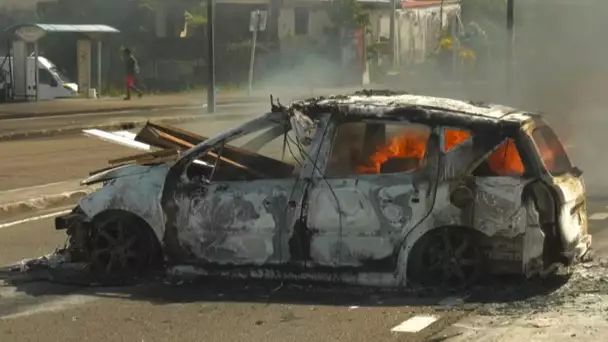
[0,210,71,230]
[391,315,439,333]
[1,181,77,194]
[589,212,608,220]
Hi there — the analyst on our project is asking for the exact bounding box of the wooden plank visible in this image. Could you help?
[145,121,207,141]
[89,163,131,176]
[154,129,194,149]
[109,149,178,165]
[153,129,266,177]
[137,155,179,165]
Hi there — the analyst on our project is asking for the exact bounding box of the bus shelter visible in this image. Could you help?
[4,24,119,101]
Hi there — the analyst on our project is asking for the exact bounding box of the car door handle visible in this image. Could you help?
[411,197,420,203]
[287,200,297,207]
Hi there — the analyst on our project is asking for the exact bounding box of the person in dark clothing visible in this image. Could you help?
[123,48,143,100]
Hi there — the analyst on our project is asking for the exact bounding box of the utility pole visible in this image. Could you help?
[439,0,445,29]
[506,0,514,100]
[389,0,397,69]
[207,0,216,113]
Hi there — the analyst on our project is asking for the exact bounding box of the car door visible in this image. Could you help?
[304,120,440,270]
[438,127,531,238]
[525,119,590,257]
[170,177,297,266]
[36,67,55,100]
[161,112,317,267]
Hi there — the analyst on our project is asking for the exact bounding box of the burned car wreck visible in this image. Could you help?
[44,90,591,287]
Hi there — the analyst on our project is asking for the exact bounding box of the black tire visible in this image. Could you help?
[407,227,487,288]
[88,212,161,277]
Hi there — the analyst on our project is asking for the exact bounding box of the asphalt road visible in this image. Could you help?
[0,199,607,341]
[0,212,463,342]
[0,108,264,191]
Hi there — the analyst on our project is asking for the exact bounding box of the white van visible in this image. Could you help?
[0,56,79,101]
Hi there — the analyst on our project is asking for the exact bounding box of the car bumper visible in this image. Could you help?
[55,207,92,261]
[55,209,88,231]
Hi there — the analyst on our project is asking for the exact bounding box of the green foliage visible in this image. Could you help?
[137,0,155,12]
[184,2,208,27]
[328,0,370,29]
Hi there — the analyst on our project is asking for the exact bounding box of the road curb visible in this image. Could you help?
[0,112,252,142]
[0,188,94,217]
[0,115,199,142]
[0,103,200,121]
[0,97,267,121]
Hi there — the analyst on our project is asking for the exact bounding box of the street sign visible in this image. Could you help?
[15,26,46,43]
[249,10,267,32]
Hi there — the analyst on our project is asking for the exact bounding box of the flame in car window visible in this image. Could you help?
[357,127,430,174]
[444,128,472,152]
[488,139,525,176]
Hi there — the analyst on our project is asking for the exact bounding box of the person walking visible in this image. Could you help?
[123,48,143,100]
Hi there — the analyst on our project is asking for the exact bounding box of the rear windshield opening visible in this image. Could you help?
[531,125,573,176]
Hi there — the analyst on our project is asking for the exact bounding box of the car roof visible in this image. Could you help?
[289,90,538,127]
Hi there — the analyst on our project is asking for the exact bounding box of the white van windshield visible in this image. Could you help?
[49,66,70,83]
[39,58,70,83]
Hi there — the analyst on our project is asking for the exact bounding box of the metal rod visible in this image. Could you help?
[247,11,259,97]
[8,40,13,101]
[207,0,216,113]
[34,42,39,102]
[389,0,397,69]
[439,0,445,29]
[451,17,458,81]
[506,0,514,100]
[97,40,102,98]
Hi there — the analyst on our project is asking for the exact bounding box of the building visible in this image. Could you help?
[2,0,56,10]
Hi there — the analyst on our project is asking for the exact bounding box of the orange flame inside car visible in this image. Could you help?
[444,129,472,152]
[488,139,525,176]
[356,128,430,174]
[356,128,525,176]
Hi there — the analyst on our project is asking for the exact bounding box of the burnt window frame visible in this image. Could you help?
[440,126,474,153]
[436,122,536,179]
[323,120,434,178]
[527,123,574,177]
[469,129,538,179]
[182,116,320,183]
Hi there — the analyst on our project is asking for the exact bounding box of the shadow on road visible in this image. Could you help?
[0,266,572,310]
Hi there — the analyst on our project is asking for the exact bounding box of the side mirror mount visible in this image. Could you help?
[571,166,583,178]
[380,157,420,174]
[50,78,58,87]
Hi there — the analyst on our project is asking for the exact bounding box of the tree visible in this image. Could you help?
[184,2,208,27]
[328,0,370,30]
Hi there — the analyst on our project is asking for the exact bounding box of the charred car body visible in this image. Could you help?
[53,90,591,287]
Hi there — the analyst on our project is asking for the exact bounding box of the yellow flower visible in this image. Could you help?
[459,48,476,61]
[440,38,453,50]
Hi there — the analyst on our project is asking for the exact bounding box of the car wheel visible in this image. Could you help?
[408,227,486,288]
[89,213,160,277]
